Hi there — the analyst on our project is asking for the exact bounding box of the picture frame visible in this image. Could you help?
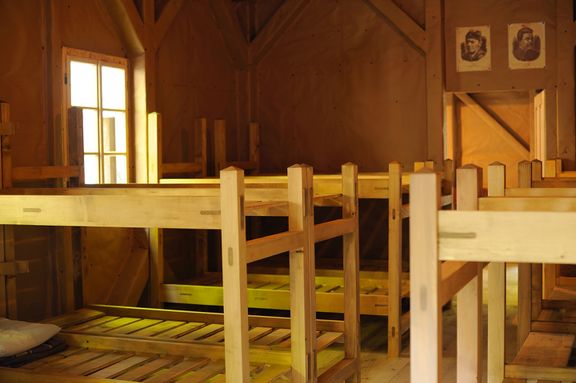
[456,25,491,72]
[508,22,545,69]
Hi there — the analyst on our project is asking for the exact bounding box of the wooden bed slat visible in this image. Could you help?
[88,355,155,379]
[142,358,210,383]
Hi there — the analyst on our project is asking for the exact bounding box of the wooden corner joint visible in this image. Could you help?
[0,261,30,276]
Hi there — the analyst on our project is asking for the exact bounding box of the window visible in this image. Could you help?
[63,48,129,184]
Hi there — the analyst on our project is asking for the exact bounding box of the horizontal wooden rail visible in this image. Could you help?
[506,187,576,197]
[161,162,203,175]
[317,358,358,383]
[439,210,576,264]
[246,231,305,263]
[12,165,82,181]
[480,197,576,212]
[0,194,221,229]
[314,218,355,243]
[439,261,483,306]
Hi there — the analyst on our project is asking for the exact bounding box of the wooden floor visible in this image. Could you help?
[361,265,520,382]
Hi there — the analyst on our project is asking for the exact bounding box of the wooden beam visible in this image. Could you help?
[153,0,184,48]
[206,0,249,68]
[556,0,575,167]
[387,161,402,357]
[425,0,444,165]
[100,0,145,56]
[363,0,426,54]
[455,92,530,158]
[250,0,311,64]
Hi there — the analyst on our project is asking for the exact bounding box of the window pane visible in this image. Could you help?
[101,66,126,110]
[82,109,99,153]
[70,61,97,108]
[102,111,126,152]
[104,155,127,184]
[84,155,99,184]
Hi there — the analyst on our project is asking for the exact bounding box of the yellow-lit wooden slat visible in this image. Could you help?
[480,197,576,212]
[0,194,221,229]
[505,364,576,381]
[246,231,305,263]
[314,218,355,243]
[506,187,576,197]
[439,210,576,264]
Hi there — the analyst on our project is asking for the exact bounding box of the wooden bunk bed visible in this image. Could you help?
[411,161,576,382]
[0,105,360,383]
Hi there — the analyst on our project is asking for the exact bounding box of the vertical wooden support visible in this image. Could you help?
[147,112,161,183]
[516,161,533,352]
[194,118,208,177]
[410,168,441,382]
[68,108,85,186]
[531,159,543,182]
[387,161,402,358]
[442,159,455,198]
[220,166,249,382]
[444,92,456,164]
[544,159,558,178]
[214,120,227,174]
[456,164,483,383]
[0,102,13,318]
[147,112,163,307]
[288,164,316,383]
[342,163,360,382]
[249,122,260,171]
[487,162,506,383]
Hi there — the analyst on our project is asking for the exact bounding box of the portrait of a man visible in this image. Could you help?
[509,22,545,69]
[456,26,491,72]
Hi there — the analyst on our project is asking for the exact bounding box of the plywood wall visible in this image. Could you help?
[257,0,428,173]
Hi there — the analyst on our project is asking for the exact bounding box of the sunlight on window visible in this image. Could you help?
[70,61,97,108]
[102,111,126,152]
[82,109,99,153]
[102,66,126,110]
[84,155,99,184]
[104,155,127,184]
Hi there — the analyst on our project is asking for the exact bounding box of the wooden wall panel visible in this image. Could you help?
[156,0,239,163]
[258,0,427,173]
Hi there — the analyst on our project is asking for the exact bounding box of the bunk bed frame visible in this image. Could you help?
[0,165,360,382]
[411,161,576,382]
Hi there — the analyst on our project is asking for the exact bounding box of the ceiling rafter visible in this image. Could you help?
[101,0,146,56]
[249,0,310,65]
[153,0,184,48]
[206,0,249,68]
[363,0,426,55]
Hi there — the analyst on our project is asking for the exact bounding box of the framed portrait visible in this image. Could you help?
[508,22,545,69]
[456,25,491,72]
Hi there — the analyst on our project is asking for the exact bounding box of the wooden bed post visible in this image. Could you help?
[487,162,506,383]
[456,164,483,383]
[517,160,533,352]
[387,161,402,358]
[220,166,250,382]
[410,168,441,382]
[147,112,163,308]
[342,162,360,382]
[214,119,226,174]
[529,160,543,322]
[531,159,543,182]
[288,164,316,382]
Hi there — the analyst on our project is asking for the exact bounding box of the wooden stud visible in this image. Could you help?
[220,166,249,382]
[456,165,483,383]
[342,163,360,382]
[387,161,402,358]
[410,169,441,382]
[288,164,316,383]
[487,162,506,383]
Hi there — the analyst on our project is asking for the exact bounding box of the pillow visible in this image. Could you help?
[0,318,61,357]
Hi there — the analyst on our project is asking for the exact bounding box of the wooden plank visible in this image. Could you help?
[409,170,441,382]
[479,196,576,212]
[342,162,360,382]
[364,0,426,53]
[512,332,574,367]
[454,165,482,383]
[115,357,177,381]
[89,355,155,378]
[219,167,249,381]
[0,194,221,229]
[314,218,355,242]
[246,231,304,263]
[505,364,576,381]
[143,358,210,383]
[0,368,133,383]
[288,164,316,382]
[206,0,248,67]
[176,361,225,383]
[387,161,402,358]
[317,358,357,383]
[249,0,310,63]
[64,352,132,376]
[45,308,106,328]
[12,166,82,181]
[214,120,226,173]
